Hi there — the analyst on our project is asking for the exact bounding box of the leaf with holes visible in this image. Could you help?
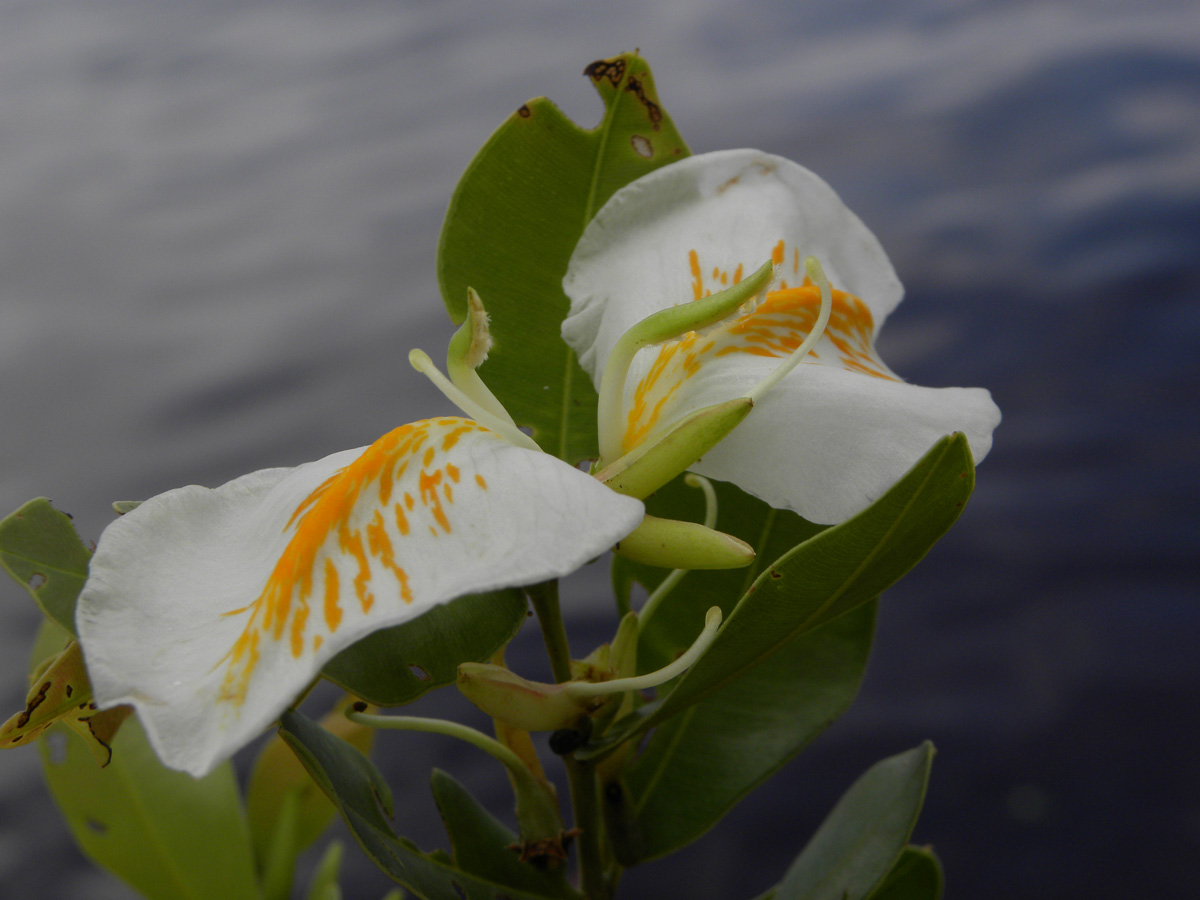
[0,498,91,635]
[437,51,689,462]
[321,588,528,705]
[31,618,263,900]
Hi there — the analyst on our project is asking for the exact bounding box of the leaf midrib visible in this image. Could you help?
[658,440,956,722]
[555,67,633,461]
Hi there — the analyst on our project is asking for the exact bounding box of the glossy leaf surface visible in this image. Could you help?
[437,52,689,462]
[643,434,973,738]
[613,602,876,863]
[773,743,935,900]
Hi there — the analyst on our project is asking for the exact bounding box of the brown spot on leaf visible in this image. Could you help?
[17,682,51,728]
[624,76,663,131]
[583,57,625,87]
[517,104,531,119]
[27,573,47,591]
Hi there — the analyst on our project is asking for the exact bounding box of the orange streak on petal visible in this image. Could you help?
[689,249,703,301]
[323,558,343,632]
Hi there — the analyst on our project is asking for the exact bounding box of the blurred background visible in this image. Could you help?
[1,1,1197,898]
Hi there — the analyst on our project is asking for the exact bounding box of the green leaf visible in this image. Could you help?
[35,627,262,900]
[0,498,91,635]
[303,841,346,900]
[259,789,301,900]
[866,846,944,900]
[430,769,576,899]
[648,434,973,735]
[278,709,564,900]
[247,699,375,871]
[773,743,935,900]
[437,52,690,462]
[322,589,527,706]
[611,602,876,863]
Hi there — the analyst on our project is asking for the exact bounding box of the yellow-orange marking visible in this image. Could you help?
[217,417,495,707]
[619,245,898,452]
[323,558,342,632]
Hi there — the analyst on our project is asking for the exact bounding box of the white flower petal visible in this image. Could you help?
[76,417,643,776]
[561,148,1000,524]
[562,148,903,385]
[690,363,999,524]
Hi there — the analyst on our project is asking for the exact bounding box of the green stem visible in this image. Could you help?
[566,758,609,900]
[526,579,612,898]
[526,580,573,684]
[347,712,529,775]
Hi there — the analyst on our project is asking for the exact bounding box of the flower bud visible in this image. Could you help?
[613,515,754,570]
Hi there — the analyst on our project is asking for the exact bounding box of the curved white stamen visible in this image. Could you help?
[564,605,722,699]
[409,349,540,451]
[638,474,718,625]
[745,255,834,404]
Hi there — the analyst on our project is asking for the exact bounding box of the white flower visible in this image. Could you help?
[77,413,642,777]
[562,149,1001,524]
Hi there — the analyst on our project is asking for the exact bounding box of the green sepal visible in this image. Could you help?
[596,398,752,499]
[437,52,689,463]
[771,743,935,900]
[322,588,527,706]
[0,497,91,636]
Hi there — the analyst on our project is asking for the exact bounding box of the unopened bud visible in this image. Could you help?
[613,515,754,570]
